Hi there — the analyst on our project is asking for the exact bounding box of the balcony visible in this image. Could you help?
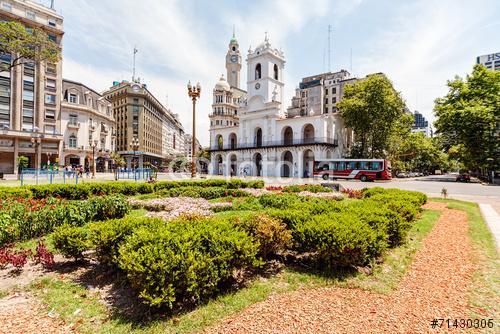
[67,121,80,129]
[210,137,338,151]
[100,125,109,134]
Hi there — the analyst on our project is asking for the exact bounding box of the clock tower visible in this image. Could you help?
[225,32,242,89]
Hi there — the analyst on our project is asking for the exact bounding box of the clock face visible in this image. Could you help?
[230,55,238,63]
[132,84,140,93]
[255,83,260,90]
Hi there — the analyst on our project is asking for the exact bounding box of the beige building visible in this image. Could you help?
[0,0,63,174]
[60,79,116,171]
[103,81,185,169]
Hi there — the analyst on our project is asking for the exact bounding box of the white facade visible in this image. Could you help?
[61,80,116,171]
[209,35,351,178]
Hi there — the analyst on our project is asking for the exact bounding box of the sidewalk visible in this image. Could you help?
[479,204,500,250]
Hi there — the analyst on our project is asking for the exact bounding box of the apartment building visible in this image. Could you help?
[476,52,500,71]
[103,80,186,168]
[0,0,63,174]
[60,79,116,171]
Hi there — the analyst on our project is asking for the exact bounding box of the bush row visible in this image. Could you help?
[53,215,260,309]
[157,186,249,200]
[0,195,129,246]
[0,179,265,200]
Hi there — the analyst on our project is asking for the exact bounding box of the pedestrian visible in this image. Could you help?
[85,165,90,178]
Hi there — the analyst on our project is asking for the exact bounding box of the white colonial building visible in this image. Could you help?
[209,34,353,178]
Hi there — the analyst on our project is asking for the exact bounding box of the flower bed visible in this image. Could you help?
[129,197,232,221]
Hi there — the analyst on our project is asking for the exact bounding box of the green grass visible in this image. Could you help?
[126,208,147,218]
[29,207,442,334]
[13,234,56,253]
[432,198,499,332]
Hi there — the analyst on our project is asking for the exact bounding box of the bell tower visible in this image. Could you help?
[225,30,242,89]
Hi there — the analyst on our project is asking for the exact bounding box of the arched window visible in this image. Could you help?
[255,128,262,147]
[274,64,278,80]
[69,134,77,148]
[232,46,236,51]
[217,135,223,150]
[255,63,261,80]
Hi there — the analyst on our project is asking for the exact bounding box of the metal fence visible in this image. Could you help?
[20,169,80,186]
[114,168,153,181]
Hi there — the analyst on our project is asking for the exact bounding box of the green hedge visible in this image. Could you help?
[294,213,388,267]
[117,218,259,308]
[0,195,129,246]
[157,186,248,199]
[52,224,90,259]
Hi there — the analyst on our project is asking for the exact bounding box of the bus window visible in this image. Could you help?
[321,162,329,171]
[338,162,345,170]
[366,162,372,170]
[345,162,352,170]
[372,162,380,170]
[329,162,336,171]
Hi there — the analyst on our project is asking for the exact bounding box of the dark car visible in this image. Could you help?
[456,173,471,182]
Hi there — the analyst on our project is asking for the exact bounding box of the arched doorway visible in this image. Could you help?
[303,124,315,144]
[283,126,293,145]
[326,149,333,159]
[281,151,293,177]
[229,154,237,176]
[253,152,262,177]
[96,157,105,172]
[65,155,80,167]
[255,128,263,147]
[229,133,237,149]
[215,154,223,175]
[302,149,314,178]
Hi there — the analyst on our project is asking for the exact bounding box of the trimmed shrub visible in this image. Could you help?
[294,214,388,267]
[226,213,292,259]
[282,184,332,193]
[265,209,311,230]
[117,218,259,308]
[0,187,32,199]
[88,217,164,265]
[52,224,90,259]
[244,180,265,189]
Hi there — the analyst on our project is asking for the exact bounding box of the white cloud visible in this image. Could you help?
[354,0,497,126]
[60,0,351,145]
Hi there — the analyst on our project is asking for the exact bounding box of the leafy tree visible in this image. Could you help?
[434,65,499,173]
[338,74,406,158]
[0,21,61,71]
[390,132,449,174]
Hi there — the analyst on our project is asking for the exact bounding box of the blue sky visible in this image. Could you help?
[50,0,500,145]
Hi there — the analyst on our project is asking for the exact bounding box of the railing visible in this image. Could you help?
[210,137,338,151]
[20,168,80,186]
[68,122,80,128]
[115,168,153,181]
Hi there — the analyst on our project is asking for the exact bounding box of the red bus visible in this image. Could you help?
[313,159,391,182]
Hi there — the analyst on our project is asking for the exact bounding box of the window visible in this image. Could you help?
[1,2,12,11]
[46,63,56,75]
[45,94,56,104]
[273,64,279,80]
[332,97,337,103]
[69,93,77,103]
[69,114,78,125]
[325,88,328,95]
[69,135,77,148]
[46,79,56,90]
[26,11,35,20]
[45,125,55,134]
[255,63,261,80]
[48,34,57,43]
[325,98,328,105]
[23,90,34,101]
[45,109,55,120]
[332,87,337,94]
[48,19,56,27]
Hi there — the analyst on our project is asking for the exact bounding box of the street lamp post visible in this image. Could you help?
[187,81,201,178]
[90,139,98,178]
[130,137,140,181]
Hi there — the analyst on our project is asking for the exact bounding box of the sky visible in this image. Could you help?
[46,0,500,146]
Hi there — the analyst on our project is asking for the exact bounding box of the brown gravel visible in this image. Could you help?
[0,293,74,334]
[208,202,475,334]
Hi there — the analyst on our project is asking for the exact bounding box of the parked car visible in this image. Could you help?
[396,172,407,178]
[456,173,471,182]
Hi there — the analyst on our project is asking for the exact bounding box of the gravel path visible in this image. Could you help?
[208,202,475,334]
[0,293,73,334]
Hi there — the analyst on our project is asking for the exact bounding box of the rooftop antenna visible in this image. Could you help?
[350,48,353,74]
[165,93,169,108]
[50,0,54,9]
[232,24,235,38]
[132,46,138,82]
[328,24,332,72]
